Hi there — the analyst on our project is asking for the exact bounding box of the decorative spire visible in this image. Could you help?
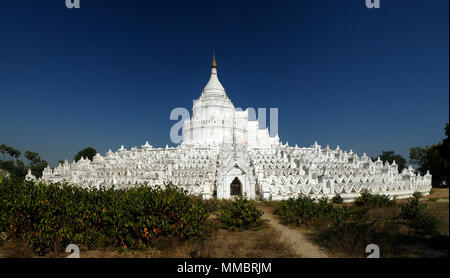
[202,50,226,95]
[211,50,217,68]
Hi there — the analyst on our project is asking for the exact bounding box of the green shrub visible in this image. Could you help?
[0,178,210,255]
[399,192,425,220]
[217,194,266,231]
[329,205,369,226]
[354,189,395,208]
[399,191,439,236]
[274,194,372,228]
[316,197,335,217]
[274,195,317,225]
[200,198,221,213]
[274,195,339,226]
[332,194,344,204]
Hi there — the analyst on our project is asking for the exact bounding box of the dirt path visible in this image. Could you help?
[260,206,329,258]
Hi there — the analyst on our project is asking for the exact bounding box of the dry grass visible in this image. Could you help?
[420,188,449,235]
[0,240,35,258]
[426,188,449,200]
[200,226,295,258]
[0,223,294,258]
[425,202,449,235]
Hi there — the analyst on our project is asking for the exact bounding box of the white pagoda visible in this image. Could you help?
[36,54,432,201]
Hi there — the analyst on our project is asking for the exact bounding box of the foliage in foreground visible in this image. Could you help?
[354,189,396,208]
[217,194,266,231]
[331,194,343,204]
[274,190,443,257]
[398,192,440,236]
[0,178,210,255]
[274,195,335,226]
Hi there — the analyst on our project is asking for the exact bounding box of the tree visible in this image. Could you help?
[13,149,21,161]
[439,123,449,185]
[74,147,97,162]
[5,146,20,161]
[409,146,427,168]
[0,160,14,174]
[0,145,47,179]
[0,144,7,161]
[25,151,40,165]
[373,150,407,173]
[11,160,27,178]
[29,159,48,178]
[0,144,21,165]
[409,123,449,187]
[24,150,47,178]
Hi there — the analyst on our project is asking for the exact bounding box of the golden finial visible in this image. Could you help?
[211,49,217,68]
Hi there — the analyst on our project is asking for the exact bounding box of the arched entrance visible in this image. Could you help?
[216,165,255,200]
[230,177,242,196]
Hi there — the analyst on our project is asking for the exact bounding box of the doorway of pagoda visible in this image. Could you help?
[230,177,242,196]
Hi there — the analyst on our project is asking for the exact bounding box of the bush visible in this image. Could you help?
[0,178,210,255]
[332,194,344,204]
[399,192,425,220]
[274,192,392,227]
[328,205,369,226]
[200,198,221,213]
[316,197,335,217]
[274,195,338,226]
[217,194,266,231]
[354,189,395,208]
[274,195,318,225]
[399,191,439,236]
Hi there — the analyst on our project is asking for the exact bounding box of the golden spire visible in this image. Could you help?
[211,49,217,68]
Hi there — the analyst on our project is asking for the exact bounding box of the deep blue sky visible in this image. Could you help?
[0,0,448,166]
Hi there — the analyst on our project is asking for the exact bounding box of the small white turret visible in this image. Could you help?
[25,169,36,182]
